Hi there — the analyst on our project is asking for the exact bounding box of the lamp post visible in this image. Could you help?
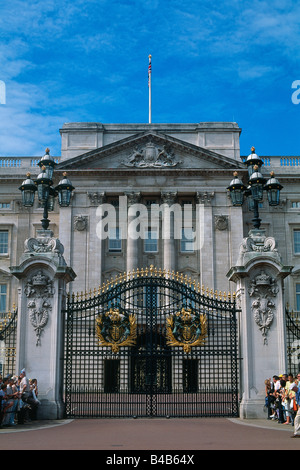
[227,147,283,229]
[19,148,74,230]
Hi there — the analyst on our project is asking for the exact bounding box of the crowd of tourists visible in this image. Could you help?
[265,372,300,437]
[0,369,40,427]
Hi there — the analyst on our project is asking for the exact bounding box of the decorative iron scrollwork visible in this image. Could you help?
[96,307,137,353]
[166,307,208,353]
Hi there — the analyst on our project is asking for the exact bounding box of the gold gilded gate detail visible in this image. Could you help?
[166,308,208,353]
[96,307,137,353]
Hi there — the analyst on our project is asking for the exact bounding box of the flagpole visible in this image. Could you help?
[148,54,152,124]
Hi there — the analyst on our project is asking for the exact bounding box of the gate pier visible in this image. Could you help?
[227,229,292,419]
[10,230,76,419]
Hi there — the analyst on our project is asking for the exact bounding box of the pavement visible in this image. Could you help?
[0,416,300,451]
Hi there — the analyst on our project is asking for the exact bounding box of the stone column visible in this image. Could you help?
[87,191,106,287]
[161,191,178,272]
[125,192,141,273]
[227,229,292,419]
[196,191,215,287]
[10,230,76,419]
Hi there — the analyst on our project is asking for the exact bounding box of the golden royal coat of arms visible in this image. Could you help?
[96,307,137,353]
[166,307,208,353]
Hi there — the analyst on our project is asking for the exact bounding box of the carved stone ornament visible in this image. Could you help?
[74,215,88,232]
[122,142,181,168]
[241,235,277,254]
[248,270,279,345]
[125,191,141,206]
[215,215,228,231]
[24,270,54,346]
[235,229,282,268]
[24,230,64,256]
[161,191,177,205]
[87,191,106,206]
[196,191,215,205]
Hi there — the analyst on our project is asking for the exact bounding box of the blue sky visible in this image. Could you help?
[0,0,300,157]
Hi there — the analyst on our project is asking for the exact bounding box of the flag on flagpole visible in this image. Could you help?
[148,55,152,123]
[148,54,152,87]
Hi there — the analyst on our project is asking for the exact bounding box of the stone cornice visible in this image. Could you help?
[52,167,249,178]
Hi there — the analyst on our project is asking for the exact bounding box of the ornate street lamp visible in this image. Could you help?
[265,171,283,206]
[55,172,74,207]
[37,147,57,180]
[227,172,246,206]
[18,173,37,207]
[19,148,74,230]
[227,147,283,229]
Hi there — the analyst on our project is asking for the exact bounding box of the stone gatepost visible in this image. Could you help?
[227,229,292,419]
[10,230,76,419]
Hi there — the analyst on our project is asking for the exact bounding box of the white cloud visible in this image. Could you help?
[0,0,299,156]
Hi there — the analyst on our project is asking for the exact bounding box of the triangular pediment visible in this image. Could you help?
[57,131,244,171]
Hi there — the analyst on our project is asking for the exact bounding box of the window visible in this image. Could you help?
[292,202,300,208]
[181,228,194,252]
[296,284,300,311]
[144,228,158,252]
[0,231,8,254]
[108,227,122,252]
[294,230,300,254]
[0,203,10,209]
[0,285,7,312]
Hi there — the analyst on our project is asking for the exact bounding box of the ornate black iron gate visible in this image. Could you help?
[0,307,17,378]
[286,308,300,376]
[64,267,239,418]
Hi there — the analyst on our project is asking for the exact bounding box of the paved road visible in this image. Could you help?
[0,417,299,451]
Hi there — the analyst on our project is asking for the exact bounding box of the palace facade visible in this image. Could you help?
[1,121,300,314]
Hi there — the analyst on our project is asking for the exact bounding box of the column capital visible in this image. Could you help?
[124,191,141,206]
[87,191,106,205]
[196,191,215,205]
[161,191,177,205]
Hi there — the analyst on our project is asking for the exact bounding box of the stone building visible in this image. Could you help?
[0,120,300,419]
[1,121,299,311]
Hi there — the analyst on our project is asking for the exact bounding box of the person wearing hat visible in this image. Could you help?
[291,380,300,438]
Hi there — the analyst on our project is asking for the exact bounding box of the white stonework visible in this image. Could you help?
[1,121,300,419]
[227,229,292,418]
[10,230,76,419]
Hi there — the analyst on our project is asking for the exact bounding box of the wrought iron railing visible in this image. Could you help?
[0,306,18,378]
[286,309,300,376]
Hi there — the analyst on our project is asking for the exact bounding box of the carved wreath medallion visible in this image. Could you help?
[24,270,54,346]
[248,270,279,345]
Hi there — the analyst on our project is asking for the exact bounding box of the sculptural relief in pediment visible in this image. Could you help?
[122,142,181,168]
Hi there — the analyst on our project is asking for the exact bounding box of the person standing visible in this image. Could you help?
[291,376,300,438]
